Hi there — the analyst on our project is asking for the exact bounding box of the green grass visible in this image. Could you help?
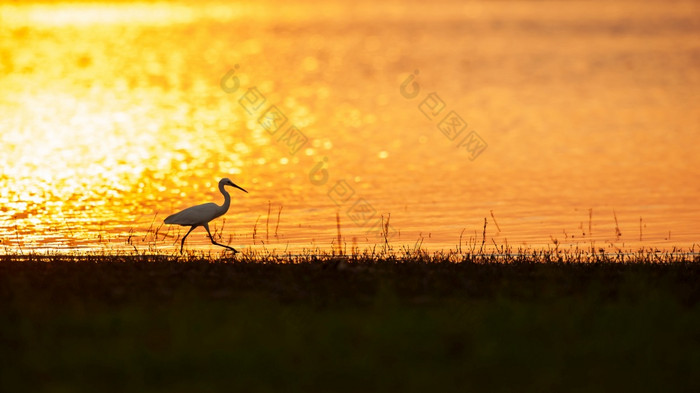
[1,252,699,392]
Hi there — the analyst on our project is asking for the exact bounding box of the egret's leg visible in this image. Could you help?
[204,223,238,253]
[180,226,197,254]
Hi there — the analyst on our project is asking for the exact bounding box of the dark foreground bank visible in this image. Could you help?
[1,253,699,392]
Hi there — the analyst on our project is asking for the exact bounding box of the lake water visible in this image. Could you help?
[1,0,698,253]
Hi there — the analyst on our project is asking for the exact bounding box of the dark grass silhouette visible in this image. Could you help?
[1,251,699,393]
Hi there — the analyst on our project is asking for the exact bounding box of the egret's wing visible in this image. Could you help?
[164,203,219,226]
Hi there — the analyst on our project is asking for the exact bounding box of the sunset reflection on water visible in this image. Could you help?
[1,0,698,253]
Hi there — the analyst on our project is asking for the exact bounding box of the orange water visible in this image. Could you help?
[1,0,699,253]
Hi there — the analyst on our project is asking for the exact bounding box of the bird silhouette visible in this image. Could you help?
[164,178,248,254]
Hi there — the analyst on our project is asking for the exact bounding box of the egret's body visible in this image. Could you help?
[164,178,248,253]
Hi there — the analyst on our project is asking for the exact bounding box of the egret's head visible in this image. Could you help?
[221,177,248,193]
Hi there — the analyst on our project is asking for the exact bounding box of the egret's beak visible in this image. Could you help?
[232,183,248,193]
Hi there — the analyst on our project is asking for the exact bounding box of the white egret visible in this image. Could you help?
[164,178,248,254]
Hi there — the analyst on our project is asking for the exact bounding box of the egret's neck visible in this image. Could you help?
[219,182,231,215]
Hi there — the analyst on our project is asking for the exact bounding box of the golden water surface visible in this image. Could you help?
[1,0,699,253]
